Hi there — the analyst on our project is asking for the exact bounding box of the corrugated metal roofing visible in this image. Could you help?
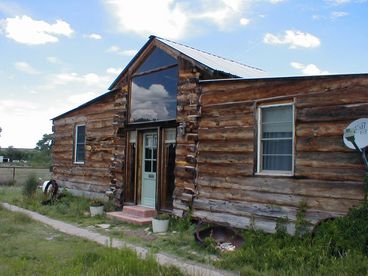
[156,37,265,78]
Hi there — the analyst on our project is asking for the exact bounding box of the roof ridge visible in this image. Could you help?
[156,36,264,73]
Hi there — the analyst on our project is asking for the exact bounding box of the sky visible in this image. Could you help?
[0,0,367,148]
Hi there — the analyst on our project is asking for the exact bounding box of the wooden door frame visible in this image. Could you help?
[124,122,176,210]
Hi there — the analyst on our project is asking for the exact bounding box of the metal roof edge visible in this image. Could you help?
[199,72,368,84]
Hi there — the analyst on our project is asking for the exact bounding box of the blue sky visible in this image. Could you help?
[0,0,367,148]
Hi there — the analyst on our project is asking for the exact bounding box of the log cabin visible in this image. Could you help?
[52,35,368,233]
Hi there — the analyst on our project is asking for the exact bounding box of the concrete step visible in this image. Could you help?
[122,205,156,218]
[106,211,153,225]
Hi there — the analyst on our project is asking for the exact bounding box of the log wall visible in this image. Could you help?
[177,74,368,234]
[52,91,121,198]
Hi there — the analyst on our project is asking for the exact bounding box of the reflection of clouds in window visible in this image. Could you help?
[131,83,170,121]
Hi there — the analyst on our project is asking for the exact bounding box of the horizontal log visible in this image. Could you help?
[198,140,254,153]
[296,151,364,169]
[55,179,110,192]
[200,102,253,117]
[295,165,365,182]
[199,114,253,128]
[296,136,350,152]
[201,75,368,105]
[198,126,254,141]
[197,186,361,213]
[197,175,363,200]
[192,209,288,233]
[297,103,368,123]
[296,86,368,108]
[198,163,253,177]
[296,121,351,137]
[192,197,344,224]
[198,152,253,165]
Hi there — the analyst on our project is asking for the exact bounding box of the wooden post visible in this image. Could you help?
[12,167,15,183]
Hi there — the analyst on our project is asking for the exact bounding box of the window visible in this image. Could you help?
[257,104,294,174]
[130,47,178,122]
[74,125,86,163]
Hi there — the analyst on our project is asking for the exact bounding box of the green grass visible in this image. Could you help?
[215,203,368,275]
[0,205,183,276]
[0,186,217,265]
[3,184,368,275]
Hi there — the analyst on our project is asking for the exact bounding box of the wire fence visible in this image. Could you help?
[0,166,51,185]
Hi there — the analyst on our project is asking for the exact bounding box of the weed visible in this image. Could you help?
[364,174,368,202]
[295,200,309,237]
[22,174,38,199]
[275,216,288,236]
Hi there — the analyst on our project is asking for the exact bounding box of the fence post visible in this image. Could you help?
[12,167,16,183]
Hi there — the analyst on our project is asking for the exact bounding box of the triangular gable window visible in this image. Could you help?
[136,47,177,73]
[130,47,178,123]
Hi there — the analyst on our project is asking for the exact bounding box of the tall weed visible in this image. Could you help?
[22,174,38,199]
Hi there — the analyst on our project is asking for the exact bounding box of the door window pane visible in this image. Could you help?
[145,161,151,172]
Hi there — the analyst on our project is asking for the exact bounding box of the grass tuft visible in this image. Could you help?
[22,174,38,199]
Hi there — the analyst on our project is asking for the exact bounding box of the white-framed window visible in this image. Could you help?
[74,124,86,164]
[257,103,294,175]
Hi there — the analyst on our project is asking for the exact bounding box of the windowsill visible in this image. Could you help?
[256,171,293,177]
[74,162,85,165]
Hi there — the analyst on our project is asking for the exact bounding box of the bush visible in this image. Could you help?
[22,175,38,199]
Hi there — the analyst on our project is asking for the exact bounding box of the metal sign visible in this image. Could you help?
[343,118,368,150]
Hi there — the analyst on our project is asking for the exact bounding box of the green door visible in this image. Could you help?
[141,132,157,208]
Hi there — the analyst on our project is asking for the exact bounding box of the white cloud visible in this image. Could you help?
[0,15,74,45]
[106,67,122,75]
[103,0,250,39]
[325,0,350,4]
[264,30,321,48]
[239,18,250,26]
[270,0,284,3]
[131,83,170,121]
[84,33,102,40]
[46,56,62,64]
[67,92,99,105]
[0,99,37,114]
[291,62,329,75]
[0,1,25,16]
[0,99,53,148]
[106,45,138,56]
[14,61,40,75]
[51,72,110,87]
[330,11,349,19]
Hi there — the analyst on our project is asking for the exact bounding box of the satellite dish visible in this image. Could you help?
[343,118,368,150]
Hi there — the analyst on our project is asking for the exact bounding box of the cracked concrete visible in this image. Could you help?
[1,202,237,276]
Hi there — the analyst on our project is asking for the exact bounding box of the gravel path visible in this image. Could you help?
[1,202,237,276]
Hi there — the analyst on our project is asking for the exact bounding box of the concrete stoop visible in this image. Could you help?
[107,205,156,226]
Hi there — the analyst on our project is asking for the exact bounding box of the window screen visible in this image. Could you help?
[259,105,293,172]
[74,125,86,163]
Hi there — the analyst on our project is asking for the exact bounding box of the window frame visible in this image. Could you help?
[128,47,178,124]
[256,102,295,176]
[74,124,86,164]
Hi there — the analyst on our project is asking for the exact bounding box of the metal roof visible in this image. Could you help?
[156,37,265,78]
[108,35,265,90]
